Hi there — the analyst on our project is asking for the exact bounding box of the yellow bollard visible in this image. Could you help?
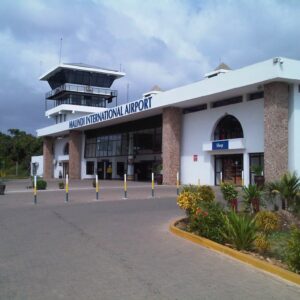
[65,174,69,202]
[151,172,155,198]
[33,175,37,204]
[176,172,180,195]
[124,174,127,199]
[95,174,99,200]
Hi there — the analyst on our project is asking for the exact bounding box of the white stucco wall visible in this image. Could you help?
[288,84,300,175]
[181,97,264,185]
[53,137,69,178]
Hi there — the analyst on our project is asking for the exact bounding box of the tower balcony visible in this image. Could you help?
[45,83,117,100]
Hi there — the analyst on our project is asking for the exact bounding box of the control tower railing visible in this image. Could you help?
[45,83,118,99]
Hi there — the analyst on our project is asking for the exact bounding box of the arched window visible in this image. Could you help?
[213,115,244,140]
[63,142,69,155]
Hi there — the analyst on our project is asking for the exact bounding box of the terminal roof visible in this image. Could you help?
[40,63,126,81]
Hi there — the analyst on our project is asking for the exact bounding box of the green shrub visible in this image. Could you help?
[181,184,200,193]
[189,201,226,243]
[285,226,300,274]
[221,212,257,250]
[58,181,65,189]
[36,179,47,190]
[198,185,215,203]
[220,183,238,202]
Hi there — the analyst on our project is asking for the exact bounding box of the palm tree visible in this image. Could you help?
[242,184,262,213]
[265,172,300,210]
[280,172,300,209]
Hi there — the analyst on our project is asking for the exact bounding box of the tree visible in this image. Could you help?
[266,172,300,210]
[0,129,43,176]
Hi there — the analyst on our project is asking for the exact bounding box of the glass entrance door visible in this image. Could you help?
[63,162,69,178]
[215,154,243,185]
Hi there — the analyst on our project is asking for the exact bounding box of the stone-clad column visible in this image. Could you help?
[162,107,182,185]
[69,131,82,179]
[264,82,289,182]
[43,137,53,179]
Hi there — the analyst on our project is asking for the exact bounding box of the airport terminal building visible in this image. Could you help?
[35,57,300,185]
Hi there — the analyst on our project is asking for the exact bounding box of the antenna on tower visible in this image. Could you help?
[59,37,63,64]
[119,63,122,71]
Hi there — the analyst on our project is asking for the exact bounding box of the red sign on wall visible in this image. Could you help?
[193,155,198,162]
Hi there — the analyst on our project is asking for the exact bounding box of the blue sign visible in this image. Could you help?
[69,96,152,129]
[212,140,229,150]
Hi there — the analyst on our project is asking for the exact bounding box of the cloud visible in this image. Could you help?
[0,0,300,134]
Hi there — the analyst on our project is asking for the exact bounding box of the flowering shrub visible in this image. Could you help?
[254,233,270,254]
[181,185,215,203]
[255,211,279,234]
[177,191,202,216]
[189,201,226,243]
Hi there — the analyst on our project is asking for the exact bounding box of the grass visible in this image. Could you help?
[1,175,30,180]
[268,231,291,261]
[178,216,293,267]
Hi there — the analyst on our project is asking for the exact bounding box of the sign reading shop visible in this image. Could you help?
[69,97,152,129]
[212,140,229,150]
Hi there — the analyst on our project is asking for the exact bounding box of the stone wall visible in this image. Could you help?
[69,131,82,179]
[162,107,182,185]
[264,82,289,181]
[43,137,53,179]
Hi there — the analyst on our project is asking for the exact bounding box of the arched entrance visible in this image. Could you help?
[213,115,244,140]
[213,115,244,185]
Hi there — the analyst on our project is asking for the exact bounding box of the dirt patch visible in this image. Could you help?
[276,210,300,231]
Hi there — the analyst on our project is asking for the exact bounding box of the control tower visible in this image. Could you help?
[40,63,125,124]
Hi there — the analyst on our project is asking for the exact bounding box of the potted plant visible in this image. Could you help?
[220,183,239,211]
[0,180,6,195]
[242,184,262,213]
[58,181,65,189]
[154,163,163,185]
[251,165,264,188]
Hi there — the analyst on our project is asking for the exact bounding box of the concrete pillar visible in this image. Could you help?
[243,152,250,186]
[264,82,289,182]
[69,131,82,179]
[43,137,53,179]
[127,132,134,180]
[162,107,182,185]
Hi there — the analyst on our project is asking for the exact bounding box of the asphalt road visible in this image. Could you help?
[0,188,300,299]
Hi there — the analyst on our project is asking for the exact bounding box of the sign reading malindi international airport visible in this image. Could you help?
[69,97,152,129]
[212,140,229,150]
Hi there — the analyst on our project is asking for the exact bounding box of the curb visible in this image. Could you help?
[169,221,300,286]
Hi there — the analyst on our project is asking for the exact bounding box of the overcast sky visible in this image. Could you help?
[1,0,300,135]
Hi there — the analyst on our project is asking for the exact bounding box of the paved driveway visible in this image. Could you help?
[0,182,299,299]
